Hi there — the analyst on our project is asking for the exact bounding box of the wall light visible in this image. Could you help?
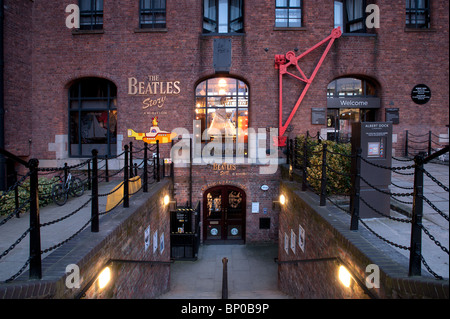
[98,266,111,289]
[279,194,286,205]
[163,195,170,206]
[338,265,352,288]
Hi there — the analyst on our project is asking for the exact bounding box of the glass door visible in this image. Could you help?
[203,186,246,242]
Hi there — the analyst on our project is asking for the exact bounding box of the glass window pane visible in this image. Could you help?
[290,0,301,8]
[334,1,344,29]
[276,0,288,7]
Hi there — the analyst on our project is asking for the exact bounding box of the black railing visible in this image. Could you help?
[0,141,162,283]
[404,130,449,158]
[286,134,449,280]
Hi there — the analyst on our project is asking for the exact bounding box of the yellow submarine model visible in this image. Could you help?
[127,117,177,144]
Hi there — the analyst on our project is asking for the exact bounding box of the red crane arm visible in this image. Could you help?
[274,27,342,147]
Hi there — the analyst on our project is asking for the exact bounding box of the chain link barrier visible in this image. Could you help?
[0,142,162,283]
[289,135,449,280]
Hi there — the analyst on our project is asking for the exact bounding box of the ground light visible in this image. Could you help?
[338,265,352,288]
[98,266,111,289]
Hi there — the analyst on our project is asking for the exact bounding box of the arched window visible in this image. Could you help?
[195,77,248,153]
[69,78,117,157]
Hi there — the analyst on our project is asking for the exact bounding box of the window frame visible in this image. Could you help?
[68,78,117,158]
[327,77,378,98]
[195,77,249,155]
[203,0,244,34]
[405,0,430,29]
[78,0,104,30]
[334,0,367,34]
[139,0,167,29]
[275,0,303,28]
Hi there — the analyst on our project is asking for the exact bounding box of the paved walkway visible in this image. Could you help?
[159,244,292,299]
[364,159,449,279]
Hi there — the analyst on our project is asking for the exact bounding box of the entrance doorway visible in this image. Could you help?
[203,186,246,243]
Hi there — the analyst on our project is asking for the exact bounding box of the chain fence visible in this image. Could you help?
[0,141,164,283]
[287,133,449,280]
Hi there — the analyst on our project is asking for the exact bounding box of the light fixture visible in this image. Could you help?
[218,78,227,88]
[98,267,111,289]
[279,194,286,205]
[338,265,352,288]
[164,195,170,206]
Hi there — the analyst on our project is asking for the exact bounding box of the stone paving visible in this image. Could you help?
[364,159,449,279]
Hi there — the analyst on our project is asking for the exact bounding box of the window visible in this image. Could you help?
[327,77,377,98]
[275,0,302,28]
[334,0,366,33]
[406,0,430,29]
[140,0,166,29]
[203,0,244,34]
[69,78,117,157]
[79,0,103,30]
[195,77,249,155]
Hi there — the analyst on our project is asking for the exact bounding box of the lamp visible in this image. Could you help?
[273,194,286,209]
[164,195,170,206]
[98,266,111,289]
[279,194,286,205]
[338,265,352,288]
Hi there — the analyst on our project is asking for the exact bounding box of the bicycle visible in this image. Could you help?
[52,171,85,206]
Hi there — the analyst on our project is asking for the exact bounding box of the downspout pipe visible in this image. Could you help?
[0,0,6,191]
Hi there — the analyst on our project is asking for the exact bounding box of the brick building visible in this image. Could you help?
[2,0,449,243]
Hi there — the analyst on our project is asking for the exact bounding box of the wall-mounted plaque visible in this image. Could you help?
[385,108,399,124]
[213,38,232,73]
[311,108,326,125]
[411,84,431,105]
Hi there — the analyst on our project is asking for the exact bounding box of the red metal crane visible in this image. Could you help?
[274,27,342,147]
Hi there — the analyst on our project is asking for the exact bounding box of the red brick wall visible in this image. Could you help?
[3,0,33,157]
[174,164,280,243]
[3,0,448,162]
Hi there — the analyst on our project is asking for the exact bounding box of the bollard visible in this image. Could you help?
[91,149,99,232]
[409,152,425,276]
[320,143,327,206]
[124,145,129,208]
[222,257,228,299]
[28,158,42,279]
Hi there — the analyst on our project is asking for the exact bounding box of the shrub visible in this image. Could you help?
[295,138,352,195]
[0,176,59,216]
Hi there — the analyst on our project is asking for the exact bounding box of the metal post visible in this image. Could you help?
[129,142,133,178]
[87,159,91,191]
[91,149,99,232]
[156,140,160,182]
[189,138,192,207]
[286,139,291,165]
[404,130,409,157]
[350,148,362,230]
[222,257,228,299]
[143,143,148,193]
[123,145,129,208]
[14,170,19,218]
[105,156,109,183]
[302,137,308,191]
[428,131,432,157]
[409,152,424,276]
[320,143,327,206]
[28,158,42,279]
